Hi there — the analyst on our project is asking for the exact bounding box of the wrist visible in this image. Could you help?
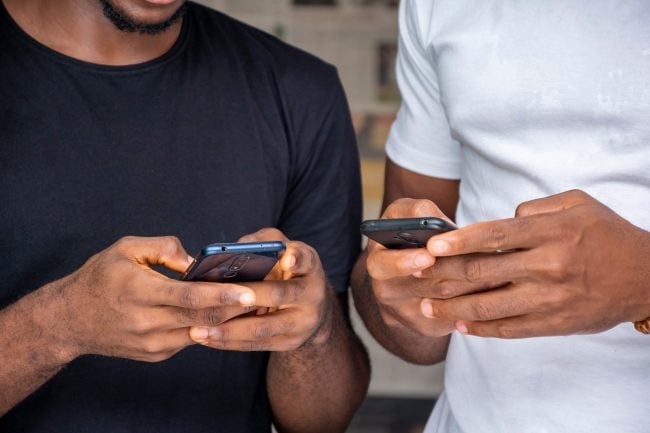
[31,279,83,363]
[303,291,339,349]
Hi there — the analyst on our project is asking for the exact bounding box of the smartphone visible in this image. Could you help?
[181,241,285,282]
[361,217,457,249]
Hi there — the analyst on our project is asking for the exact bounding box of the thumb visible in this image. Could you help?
[128,236,194,273]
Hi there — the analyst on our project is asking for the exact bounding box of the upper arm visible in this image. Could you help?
[277,65,361,295]
[382,0,461,220]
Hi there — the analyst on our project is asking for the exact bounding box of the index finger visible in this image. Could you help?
[238,227,289,244]
[427,214,551,256]
[148,279,257,309]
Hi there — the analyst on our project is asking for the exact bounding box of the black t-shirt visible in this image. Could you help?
[0,2,361,432]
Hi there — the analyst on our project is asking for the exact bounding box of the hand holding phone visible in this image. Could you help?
[361,217,457,249]
[361,201,460,339]
[187,228,334,353]
[182,241,285,282]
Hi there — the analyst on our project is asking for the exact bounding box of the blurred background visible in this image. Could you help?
[195,1,444,431]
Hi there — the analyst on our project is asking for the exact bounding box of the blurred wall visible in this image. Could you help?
[194,0,445,399]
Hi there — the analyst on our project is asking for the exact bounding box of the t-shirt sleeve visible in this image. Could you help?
[385,0,462,180]
[278,64,362,294]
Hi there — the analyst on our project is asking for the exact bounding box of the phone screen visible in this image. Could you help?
[182,241,285,282]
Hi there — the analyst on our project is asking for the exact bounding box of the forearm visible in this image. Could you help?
[350,253,449,365]
[267,292,369,433]
[0,281,77,416]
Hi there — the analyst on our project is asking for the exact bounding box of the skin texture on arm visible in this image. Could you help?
[189,229,369,433]
[267,293,369,433]
[350,158,460,365]
[0,283,76,416]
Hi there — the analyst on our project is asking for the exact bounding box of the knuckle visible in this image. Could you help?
[486,226,508,250]
[162,235,183,254]
[567,189,589,201]
[270,285,286,305]
[306,246,319,270]
[142,353,171,363]
[259,227,283,240]
[140,337,165,355]
[285,336,305,351]
[366,254,385,279]
[205,308,226,326]
[179,285,201,308]
[545,258,569,281]
[254,324,275,339]
[131,315,156,335]
[396,256,416,275]
[383,198,414,218]
[412,199,440,217]
[176,307,198,324]
[462,258,482,282]
[546,289,571,309]
[435,281,457,299]
[218,289,236,306]
[373,283,395,305]
[515,201,533,217]
[246,340,270,351]
[281,317,298,335]
[299,312,319,335]
[495,324,518,339]
[217,326,230,341]
[114,236,137,252]
[157,284,176,304]
[471,302,493,321]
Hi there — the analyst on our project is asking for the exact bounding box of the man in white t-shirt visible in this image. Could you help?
[351,1,650,432]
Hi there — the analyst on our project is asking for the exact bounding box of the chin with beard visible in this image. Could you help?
[98,0,187,35]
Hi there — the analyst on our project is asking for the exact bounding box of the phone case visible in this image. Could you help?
[181,241,285,282]
[361,217,456,249]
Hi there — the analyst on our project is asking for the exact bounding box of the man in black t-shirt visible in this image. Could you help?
[0,1,369,432]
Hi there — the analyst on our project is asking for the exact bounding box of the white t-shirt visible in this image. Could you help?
[386,1,650,432]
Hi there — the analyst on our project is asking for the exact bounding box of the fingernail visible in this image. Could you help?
[421,302,434,318]
[456,322,469,334]
[429,240,450,255]
[414,253,432,268]
[239,292,256,306]
[412,270,423,278]
[191,327,209,341]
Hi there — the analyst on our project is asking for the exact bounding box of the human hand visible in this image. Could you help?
[364,199,460,338]
[189,228,332,351]
[51,236,257,362]
[420,190,650,338]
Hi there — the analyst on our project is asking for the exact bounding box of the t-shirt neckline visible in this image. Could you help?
[0,0,191,74]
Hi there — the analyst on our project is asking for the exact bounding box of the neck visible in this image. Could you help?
[2,0,183,66]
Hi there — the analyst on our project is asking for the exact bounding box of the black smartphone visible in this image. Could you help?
[361,217,457,249]
[181,241,285,282]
